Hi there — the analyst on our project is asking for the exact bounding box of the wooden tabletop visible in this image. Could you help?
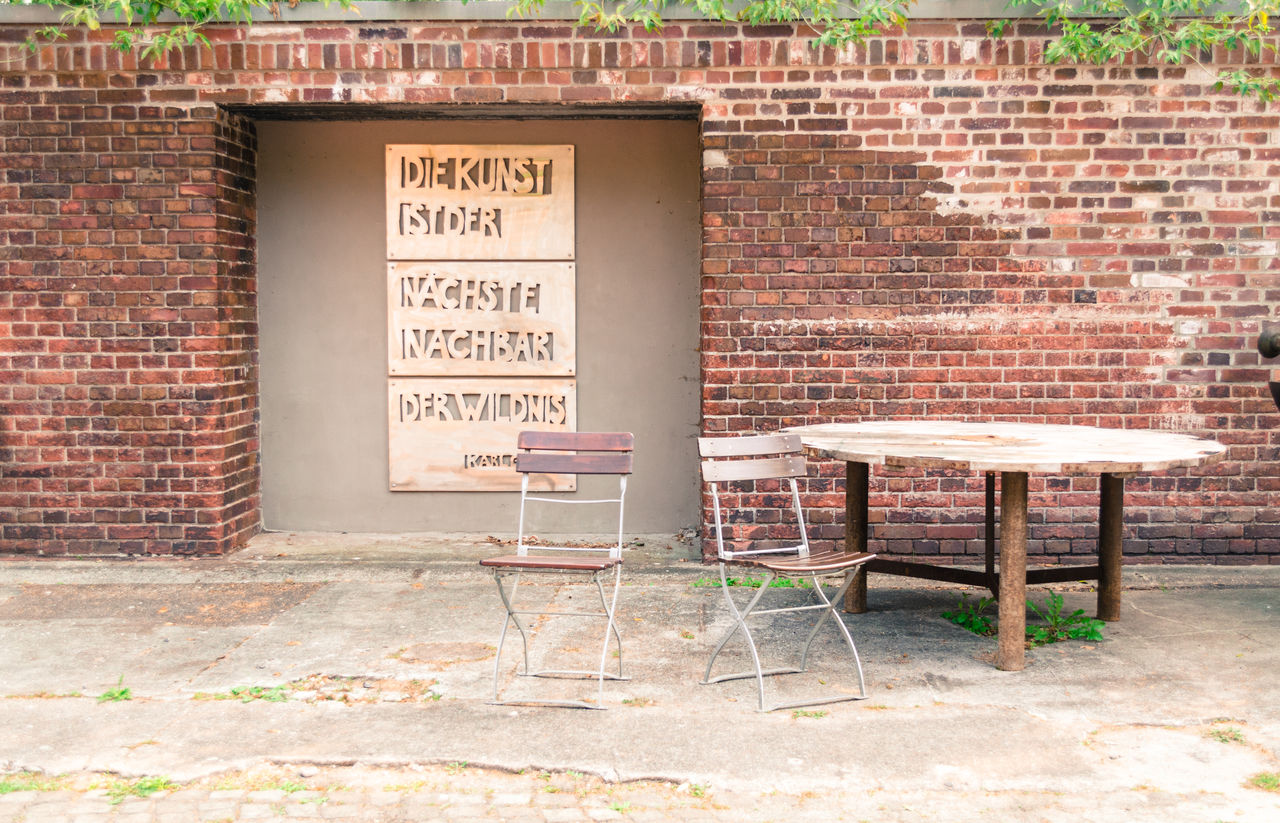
[784,420,1226,475]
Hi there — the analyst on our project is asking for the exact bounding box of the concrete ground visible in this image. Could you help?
[0,531,1278,821]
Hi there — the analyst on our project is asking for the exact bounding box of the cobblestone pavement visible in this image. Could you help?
[2,762,1279,822]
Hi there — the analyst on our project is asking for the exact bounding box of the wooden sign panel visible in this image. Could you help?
[388,261,576,377]
[386,144,575,261]
[388,378,578,491]
[387,143,576,491]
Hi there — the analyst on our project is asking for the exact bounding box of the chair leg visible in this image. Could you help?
[795,572,851,670]
[490,570,536,700]
[591,563,626,678]
[702,568,808,711]
[590,563,627,705]
[700,563,745,681]
[701,565,776,685]
[800,571,867,700]
[796,572,833,671]
[488,567,628,709]
[701,567,870,712]
[737,572,773,713]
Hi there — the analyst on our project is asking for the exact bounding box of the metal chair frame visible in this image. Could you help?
[480,431,634,709]
[699,433,876,712]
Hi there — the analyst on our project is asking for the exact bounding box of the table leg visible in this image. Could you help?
[844,460,869,613]
[997,471,1028,671]
[985,472,997,595]
[1098,472,1124,622]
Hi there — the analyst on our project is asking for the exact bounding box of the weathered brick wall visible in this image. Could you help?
[1,18,1277,559]
[0,82,260,554]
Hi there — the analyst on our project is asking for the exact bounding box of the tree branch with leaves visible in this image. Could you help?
[21,0,354,60]
[990,0,1280,101]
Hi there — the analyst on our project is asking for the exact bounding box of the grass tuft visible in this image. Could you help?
[1247,772,1279,792]
[103,776,176,804]
[97,675,131,703]
[0,773,69,794]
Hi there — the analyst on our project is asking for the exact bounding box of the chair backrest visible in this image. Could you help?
[698,434,810,562]
[514,431,635,559]
[516,431,635,476]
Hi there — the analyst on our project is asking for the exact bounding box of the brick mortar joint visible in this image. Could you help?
[724,310,1184,332]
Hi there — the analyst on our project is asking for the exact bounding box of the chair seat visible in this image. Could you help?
[481,554,622,572]
[735,550,875,575]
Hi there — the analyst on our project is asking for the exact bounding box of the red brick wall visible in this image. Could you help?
[1,19,1277,559]
[0,88,260,554]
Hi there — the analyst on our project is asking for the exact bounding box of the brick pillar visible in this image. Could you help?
[183,107,260,554]
[0,101,260,555]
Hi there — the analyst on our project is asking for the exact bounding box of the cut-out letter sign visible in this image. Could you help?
[388,261,576,377]
[387,145,575,260]
[386,144,576,491]
[388,378,578,491]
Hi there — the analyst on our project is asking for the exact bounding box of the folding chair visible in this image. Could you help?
[480,431,634,709]
[698,433,876,712]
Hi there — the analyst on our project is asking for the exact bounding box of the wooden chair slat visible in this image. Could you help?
[737,550,876,574]
[700,455,806,483]
[698,434,800,458]
[480,555,621,572]
[517,451,634,475]
[518,431,634,452]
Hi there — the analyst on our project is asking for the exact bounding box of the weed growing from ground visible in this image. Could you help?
[102,776,175,804]
[195,685,290,703]
[1025,592,1104,646]
[239,685,289,702]
[1247,772,1279,792]
[0,773,69,794]
[1206,726,1246,744]
[791,709,828,719]
[194,676,442,704]
[941,594,995,636]
[97,676,131,703]
[692,576,814,589]
[943,590,1104,647]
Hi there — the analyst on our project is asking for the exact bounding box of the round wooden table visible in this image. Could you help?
[784,421,1226,671]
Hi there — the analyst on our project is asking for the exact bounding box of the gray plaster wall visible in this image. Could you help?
[256,119,701,533]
